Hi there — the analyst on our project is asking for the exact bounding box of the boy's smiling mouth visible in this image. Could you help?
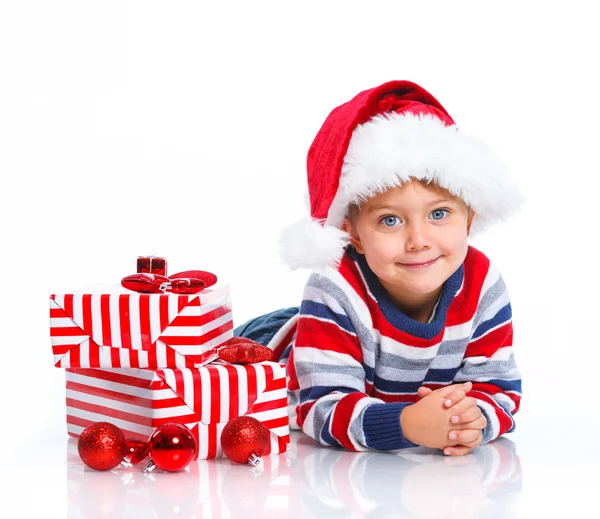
[398,256,441,268]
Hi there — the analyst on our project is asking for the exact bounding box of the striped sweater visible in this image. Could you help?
[278,245,521,452]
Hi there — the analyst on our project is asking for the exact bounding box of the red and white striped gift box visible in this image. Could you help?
[50,284,233,369]
[64,361,290,460]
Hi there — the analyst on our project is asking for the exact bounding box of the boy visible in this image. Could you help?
[236,80,523,456]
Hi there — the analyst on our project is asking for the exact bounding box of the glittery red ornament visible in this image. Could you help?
[169,270,218,289]
[218,340,273,364]
[225,336,254,345]
[220,416,270,465]
[144,422,197,472]
[77,422,127,471]
[123,438,149,465]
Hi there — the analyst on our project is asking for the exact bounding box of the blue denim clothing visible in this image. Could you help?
[234,307,299,347]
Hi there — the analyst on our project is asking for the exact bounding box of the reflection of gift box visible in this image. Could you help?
[50,284,232,368]
[64,361,290,460]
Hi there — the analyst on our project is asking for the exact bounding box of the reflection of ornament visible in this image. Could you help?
[121,273,206,294]
[221,460,270,515]
[144,422,197,472]
[77,422,127,471]
[123,438,149,465]
[169,270,218,289]
[218,338,273,364]
[221,416,270,466]
[145,461,200,519]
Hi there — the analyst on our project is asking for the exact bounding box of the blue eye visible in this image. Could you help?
[430,209,449,221]
[380,216,400,227]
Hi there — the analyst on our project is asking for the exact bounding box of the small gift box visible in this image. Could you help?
[136,255,167,277]
[50,283,233,369]
[64,361,290,460]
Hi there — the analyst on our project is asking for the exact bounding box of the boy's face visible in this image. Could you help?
[344,180,474,305]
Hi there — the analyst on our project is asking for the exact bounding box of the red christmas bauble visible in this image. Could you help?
[221,416,270,465]
[124,438,149,465]
[218,339,273,364]
[146,422,197,472]
[77,422,127,471]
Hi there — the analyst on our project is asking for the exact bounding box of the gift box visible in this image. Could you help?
[136,255,167,276]
[64,361,290,460]
[50,284,233,369]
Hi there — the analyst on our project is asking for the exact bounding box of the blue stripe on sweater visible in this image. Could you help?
[299,386,355,402]
[374,368,467,392]
[424,367,461,384]
[320,414,343,448]
[472,303,512,340]
[373,375,421,394]
[484,378,522,393]
[364,363,375,386]
[300,300,355,334]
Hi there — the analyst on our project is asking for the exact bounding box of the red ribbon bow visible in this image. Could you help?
[121,270,218,294]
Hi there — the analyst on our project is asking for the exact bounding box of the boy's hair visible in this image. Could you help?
[345,179,471,225]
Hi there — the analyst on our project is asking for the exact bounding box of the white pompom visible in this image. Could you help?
[278,218,350,270]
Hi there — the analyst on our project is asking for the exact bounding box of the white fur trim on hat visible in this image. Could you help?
[278,218,350,270]
[326,112,525,234]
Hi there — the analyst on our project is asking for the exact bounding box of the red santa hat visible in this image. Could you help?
[279,80,524,270]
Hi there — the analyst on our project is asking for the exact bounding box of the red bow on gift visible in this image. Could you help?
[217,337,273,364]
[121,270,218,294]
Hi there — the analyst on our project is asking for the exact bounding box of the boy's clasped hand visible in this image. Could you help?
[400,382,487,456]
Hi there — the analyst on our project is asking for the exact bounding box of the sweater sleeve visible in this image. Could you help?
[290,271,417,451]
[455,269,522,444]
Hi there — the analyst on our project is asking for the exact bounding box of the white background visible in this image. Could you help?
[1,1,599,517]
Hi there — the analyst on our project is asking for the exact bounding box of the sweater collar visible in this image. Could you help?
[347,246,464,340]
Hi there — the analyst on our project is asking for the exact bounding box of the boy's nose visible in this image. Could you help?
[404,223,431,251]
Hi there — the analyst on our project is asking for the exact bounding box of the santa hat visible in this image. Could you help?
[279,80,524,270]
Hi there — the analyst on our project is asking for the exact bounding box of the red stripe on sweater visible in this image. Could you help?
[470,389,514,435]
[465,324,512,358]
[470,383,521,412]
[330,392,366,451]
[447,246,490,324]
[295,317,362,363]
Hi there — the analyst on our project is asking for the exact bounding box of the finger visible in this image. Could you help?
[450,405,483,425]
[463,415,487,431]
[443,445,473,456]
[451,416,488,433]
[442,382,473,408]
[447,396,477,412]
[449,429,481,445]
[417,387,433,399]
[432,383,467,399]
[443,389,465,408]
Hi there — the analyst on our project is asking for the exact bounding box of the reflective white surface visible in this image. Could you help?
[3,417,599,518]
[3,431,523,519]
